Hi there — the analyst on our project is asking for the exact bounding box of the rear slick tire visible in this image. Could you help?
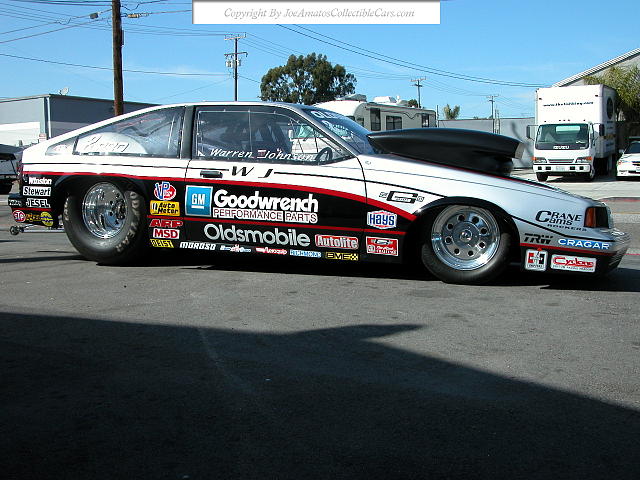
[421,205,511,285]
[63,180,147,265]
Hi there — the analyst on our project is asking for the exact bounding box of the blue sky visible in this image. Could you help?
[1,0,637,118]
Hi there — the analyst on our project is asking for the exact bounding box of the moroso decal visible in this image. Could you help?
[149,219,184,228]
[315,234,358,249]
[154,181,177,201]
[150,239,174,248]
[366,237,399,256]
[367,210,397,230]
[524,249,548,271]
[150,201,180,216]
[13,210,26,223]
[179,241,216,250]
[325,252,359,261]
[185,185,213,217]
[550,255,596,273]
[40,211,54,227]
[152,228,179,239]
[204,224,311,247]
[558,238,610,250]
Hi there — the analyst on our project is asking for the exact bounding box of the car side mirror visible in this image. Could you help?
[598,124,605,136]
[619,149,625,155]
[526,125,535,140]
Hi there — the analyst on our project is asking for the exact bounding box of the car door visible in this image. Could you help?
[183,105,366,260]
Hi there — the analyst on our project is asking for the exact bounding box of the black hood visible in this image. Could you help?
[367,128,524,177]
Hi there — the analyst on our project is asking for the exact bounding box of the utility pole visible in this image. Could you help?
[411,77,427,108]
[486,95,498,120]
[112,0,123,116]
[224,34,247,101]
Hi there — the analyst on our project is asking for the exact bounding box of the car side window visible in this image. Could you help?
[74,107,184,157]
[194,108,350,165]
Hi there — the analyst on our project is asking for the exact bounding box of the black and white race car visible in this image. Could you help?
[8,102,630,284]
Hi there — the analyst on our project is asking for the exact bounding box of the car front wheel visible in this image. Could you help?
[63,180,147,264]
[421,205,511,284]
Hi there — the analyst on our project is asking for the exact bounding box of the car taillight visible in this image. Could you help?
[584,206,610,228]
[16,159,24,185]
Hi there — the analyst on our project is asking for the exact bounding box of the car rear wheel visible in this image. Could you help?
[421,204,511,284]
[63,180,147,264]
[535,172,548,182]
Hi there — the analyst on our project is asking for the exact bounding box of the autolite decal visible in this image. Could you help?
[152,228,179,239]
[558,238,610,250]
[204,224,311,247]
[149,219,184,228]
[366,237,399,256]
[367,210,397,230]
[315,234,358,250]
[550,255,596,273]
[154,181,177,201]
[23,186,51,197]
[150,201,180,216]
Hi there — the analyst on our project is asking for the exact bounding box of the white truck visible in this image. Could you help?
[528,84,616,182]
[316,95,437,132]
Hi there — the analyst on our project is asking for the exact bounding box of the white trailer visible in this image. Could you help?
[316,95,437,132]
[528,84,616,182]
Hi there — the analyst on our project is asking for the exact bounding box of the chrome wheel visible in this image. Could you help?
[81,182,127,238]
[431,205,500,271]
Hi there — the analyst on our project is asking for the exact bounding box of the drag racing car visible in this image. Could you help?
[8,102,630,284]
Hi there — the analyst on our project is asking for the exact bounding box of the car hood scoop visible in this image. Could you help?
[367,128,524,176]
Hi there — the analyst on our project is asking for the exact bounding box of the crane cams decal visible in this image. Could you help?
[535,210,586,231]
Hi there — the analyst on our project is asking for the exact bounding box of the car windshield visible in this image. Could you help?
[535,123,589,150]
[303,108,378,155]
[626,142,640,154]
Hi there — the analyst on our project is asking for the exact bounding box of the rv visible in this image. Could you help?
[528,85,616,182]
[316,95,437,132]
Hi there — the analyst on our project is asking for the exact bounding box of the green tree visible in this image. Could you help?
[443,104,460,120]
[584,65,640,122]
[260,53,356,105]
[407,99,419,108]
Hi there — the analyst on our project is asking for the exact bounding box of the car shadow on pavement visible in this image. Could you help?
[2,311,639,480]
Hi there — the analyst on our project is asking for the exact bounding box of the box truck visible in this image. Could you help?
[316,95,437,131]
[528,85,616,182]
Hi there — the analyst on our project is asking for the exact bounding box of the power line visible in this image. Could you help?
[279,24,547,88]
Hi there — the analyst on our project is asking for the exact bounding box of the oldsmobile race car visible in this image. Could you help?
[8,102,630,284]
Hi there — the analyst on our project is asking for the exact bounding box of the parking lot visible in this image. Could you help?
[1,175,640,479]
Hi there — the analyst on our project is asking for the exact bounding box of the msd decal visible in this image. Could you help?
[367,210,397,230]
[152,228,179,239]
[524,249,548,272]
[366,237,399,256]
[13,210,26,223]
[550,255,596,273]
[154,181,177,201]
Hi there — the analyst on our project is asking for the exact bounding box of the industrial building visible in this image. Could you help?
[0,94,155,147]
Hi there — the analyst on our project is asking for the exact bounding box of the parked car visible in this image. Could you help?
[0,144,22,194]
[616,141,640,180]
[8,102,630,284]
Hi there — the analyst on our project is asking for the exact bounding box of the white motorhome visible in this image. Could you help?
[529,85,616,182]
[316,95,437,132]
